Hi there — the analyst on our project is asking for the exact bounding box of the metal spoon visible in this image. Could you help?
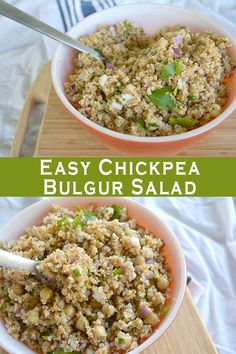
[0,0,102,62]
[0,249,39,275]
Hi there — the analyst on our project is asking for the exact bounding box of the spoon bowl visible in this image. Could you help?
[0,249,39,274]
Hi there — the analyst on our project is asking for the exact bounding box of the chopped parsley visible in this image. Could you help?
[78,221,86,229]
[159,304,170,315]
[188,95,197,101]
[147,122,158,131]
[57,215,85,229]
[118,337,125,345]
[174,60,182,75]
[42,332,52,341]
[113,268,123,276]
[111,85,126,96]
[73,215,81,225]
[91,72,97,80]
[94,47,103,56]
[54,349,77,354]
[123,20,132,34]
[173,86,178,96]
[111,204,122,220]
[169,117,198,128]
[148,87,176,110]
[160,63,175,79]
[81,281,88,288]
[57,217,70,228]
[84,210,96,220]
[160,60,182,80]
[73,268,82,277]
[136,118,147,130]
[73,216,86,229]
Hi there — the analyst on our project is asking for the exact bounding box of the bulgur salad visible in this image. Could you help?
[0,204,171,354]
[65,21,235,136]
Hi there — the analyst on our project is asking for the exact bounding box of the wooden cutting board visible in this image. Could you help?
[0,289,217,354]
[11,63,236,157]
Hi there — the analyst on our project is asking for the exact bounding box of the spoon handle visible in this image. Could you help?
[0,249,38,274]
[0,0,102,61]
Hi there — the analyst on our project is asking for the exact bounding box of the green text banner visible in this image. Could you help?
[0,157,235,196]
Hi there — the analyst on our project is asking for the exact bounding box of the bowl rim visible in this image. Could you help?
[51,3,236,143]
[0,197,186,354]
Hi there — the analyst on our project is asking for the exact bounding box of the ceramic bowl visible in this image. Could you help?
[51,4,236,156]
[0,197,186,354]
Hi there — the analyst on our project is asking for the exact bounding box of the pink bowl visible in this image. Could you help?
[51,4,236,156]
[0,197,186,354]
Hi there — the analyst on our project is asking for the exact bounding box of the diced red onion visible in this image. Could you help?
[145,258,154,264]
[93,262,99,269]
[15,307,23,317]
[173,35,182,45]
[140,305,151,318]
[70,83,76,89]
[106,63,116,70]
[147,272,154,280]
[103,245,111,251]
[47,276,56,286]
[79,342,86,348]
[173,47,181,57]
[85,290,90,296]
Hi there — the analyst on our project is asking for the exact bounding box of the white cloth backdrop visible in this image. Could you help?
[0,197,236,354]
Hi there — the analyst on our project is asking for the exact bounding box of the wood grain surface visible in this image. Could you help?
[0,289,217,354]
[29,64,236,157]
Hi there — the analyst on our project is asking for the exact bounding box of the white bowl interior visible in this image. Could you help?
[52,4,236,143]
[0,197,186,354]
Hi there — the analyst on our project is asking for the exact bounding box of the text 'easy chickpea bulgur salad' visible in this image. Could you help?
[0,204,171,354]
[65,21,235,137]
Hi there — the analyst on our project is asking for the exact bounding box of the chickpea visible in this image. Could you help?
[12,284,24,296]
[116,332,132,349]
[157,276,169,290]
[92,325,107,340]
[144,313,160,326]
[152,293,165,306]
[96,347,108,354]
[40,287,53,303]
[134,255,145,266]
[129,236,140,249]
[89,245,98,256]
[27,308,39,325]
[209,104,221,116]
[65,304,76,317]
[86,349,95,354]
[89,33,99,45]
[75,317,86,332]
[102,304,115,317]
[142,246,153,259]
